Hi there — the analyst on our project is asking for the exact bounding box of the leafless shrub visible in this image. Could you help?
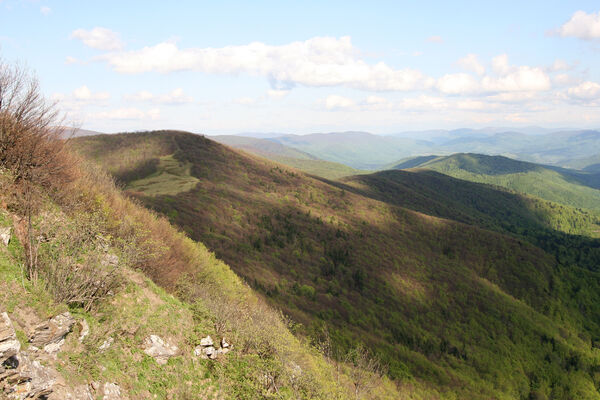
[344,345,386,400]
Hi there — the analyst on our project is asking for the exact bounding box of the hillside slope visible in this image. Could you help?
[211,135,364,179]
[74,131,600,399]
[391,153,600,212]
[1,141,393,399]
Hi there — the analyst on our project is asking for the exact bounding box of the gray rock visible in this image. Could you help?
[6,353,57,399]
[102,382,122,400]
[0,227,11,246]
[99,337,113,351]
[0,312,20,364]
[29,312,75,353]
[142,335,178,365]
[199,336,213,347]
[220,337,230,348]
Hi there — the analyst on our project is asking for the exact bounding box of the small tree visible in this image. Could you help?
[345,345,386,400]
[0,59,72,281]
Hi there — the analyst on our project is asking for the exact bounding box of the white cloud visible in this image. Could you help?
[427,36,444,43]
[567,81,600,100]
[96,36,432,92]
[491,54,511,75]
[125,88,193,104]
[71,27,123,51]
[457,54,485,75]
[323,95,355,110]
[267,89,290,99]
[482,67,551,92]
[550,59,571,71]
[365,95,388,105]
[456,99,487,110]
[398,95,448,111]
[483,55,551,92]
[65,56,79,65]
[72,85,110,101]
[40,6,51,15]
[91,107,160,120]
[557,10,600,40]
[436,73,480,94]
[553,73,577,86]
[234,97,258,105]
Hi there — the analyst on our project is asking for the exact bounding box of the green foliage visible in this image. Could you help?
[397,153,600,212]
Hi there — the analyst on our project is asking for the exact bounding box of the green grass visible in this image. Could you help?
[125,155,199,196]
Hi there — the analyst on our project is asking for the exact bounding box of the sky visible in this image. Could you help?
[1,0,600,134]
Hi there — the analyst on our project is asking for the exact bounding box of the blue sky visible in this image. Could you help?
[1,0,600,134]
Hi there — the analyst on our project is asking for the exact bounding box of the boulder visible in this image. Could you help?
[5,353,57,399]
[220,337,230,348]
[142,335,178,365]
[199,336,213,347]
[0,312,20,365]
[0,227,10,246]
[102,382,122,400]
[29,312,75,354]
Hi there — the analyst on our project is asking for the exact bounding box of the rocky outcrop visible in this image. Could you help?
[1,311,101,399]
[0,312,20,365]
[142,335,178,365]
[194,336,231,360]
[0,227,10,246]
[102,382,123,400]
[28,312,75,355]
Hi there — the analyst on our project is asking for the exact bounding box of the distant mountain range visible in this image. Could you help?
[216,129,600,171]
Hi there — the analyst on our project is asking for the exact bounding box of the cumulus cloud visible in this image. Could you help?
[323,95,356,110]
[91,107,160,120]
[557,10,600,40]
[125,88,193,104]
[427,36,444,43]
[71,27,123,51]
[457,54,485,75]
[95,36,432,92]
[550,59,571,71]
[267,89,290,99]
[72,85,110,101]
[567,81,600,100]
[437,73,480,94]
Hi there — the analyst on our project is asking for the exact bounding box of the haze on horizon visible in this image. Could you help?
[1,0,600,134]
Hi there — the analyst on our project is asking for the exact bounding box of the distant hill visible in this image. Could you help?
[61,127,105,138]
[391,153,600,212]
[73,131,600,399]
[234,129,600,170]
[212,135,364,179]
[270,131,432,169]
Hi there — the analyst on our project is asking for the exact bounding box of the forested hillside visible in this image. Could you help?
[74,130,600,399]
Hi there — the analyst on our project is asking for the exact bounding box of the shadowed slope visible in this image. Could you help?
[390,153,600,212]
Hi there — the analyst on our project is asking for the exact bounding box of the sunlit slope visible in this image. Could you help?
[74,131,600,399]
[391,153,600,212]
[212,135,365,179]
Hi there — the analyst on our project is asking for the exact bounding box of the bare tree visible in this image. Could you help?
[0,59,72,281]
[345,345,386,400]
